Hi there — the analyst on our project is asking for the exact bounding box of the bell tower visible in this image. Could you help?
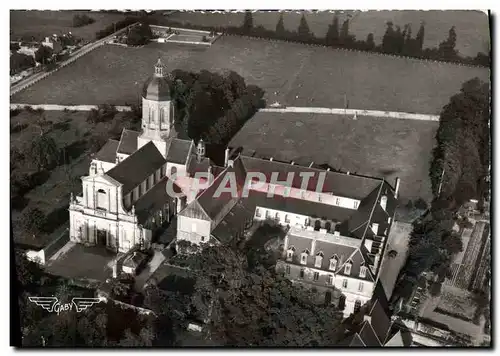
[138,58,176,157]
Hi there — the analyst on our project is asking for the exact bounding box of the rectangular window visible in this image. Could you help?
[313,272,319,281]
[300,254,307,265]
[342,279,348,289]
[299,269,305,278]
[255,208,261,217]
[329,259,337,271]
[344,263,352,275]
[265,210,270,219]
[327,275,334,285]
[336,197,341,206]
[285,215,290,223]
[354,201,359,209]
[138,184,143,197]
[358,282,364,292]
[201,236,205,242]
[315,256,322,268]
[286,265,290,275]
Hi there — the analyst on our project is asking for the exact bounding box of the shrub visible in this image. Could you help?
[73,14,95,28]
[21,207,46,236]
[414,198,428,210]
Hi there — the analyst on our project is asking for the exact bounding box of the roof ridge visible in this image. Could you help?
[241,155,384,181]
[360,182,385,240]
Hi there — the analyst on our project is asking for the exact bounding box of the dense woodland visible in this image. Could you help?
[155,11,490,67]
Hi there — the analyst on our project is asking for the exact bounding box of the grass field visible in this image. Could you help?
[10,10,126,42]
[167,10,490,58]
[230,111,439,201]
[10,109,132,247]
[11,36,489,114]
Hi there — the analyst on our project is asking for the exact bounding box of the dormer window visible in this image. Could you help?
[354,201,359,209]
[371,223,379,235]
[380,195,387,211]
[360,263,367,278]
[300,250,309,265]
[286,246,295,261]
[315,252,323,268]
[329,256,338,271]
[344,260,352,275]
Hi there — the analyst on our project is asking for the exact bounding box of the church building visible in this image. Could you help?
[68,59,209,253]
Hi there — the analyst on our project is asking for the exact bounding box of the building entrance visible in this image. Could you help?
[96,229,107,246]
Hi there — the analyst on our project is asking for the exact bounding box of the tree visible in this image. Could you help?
[35,45,53,65]
[242,10,253,33]
[73,14,95,27]
[339,18,354,47]
[415,22,425,54]
[365,33,375,51]
[275,12,285,36]
[126,22,153,46]
[10,42,20,52]
[28,133,59,171]
[20,207,46,236]
[297,14,312,42]
[403,24,413,55]
[169,245,345,346]
[382,21,396,53]
[325,15,339,46]
[10,52,35,75]
[438,26,458,60]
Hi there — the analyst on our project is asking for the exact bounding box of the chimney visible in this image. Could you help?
[346,171,350,175]
[394,177,401,199]
[291,161,295,165]
[308,161,314,168]
[208,165,213,184]
[196,139,205,162]
[224,148,230,167]
[269,157,273,162]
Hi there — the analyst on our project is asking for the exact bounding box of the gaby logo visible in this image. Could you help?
[165,171,327,199]
[28,296,105,315]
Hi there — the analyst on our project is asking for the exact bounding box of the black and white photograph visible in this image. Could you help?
[8,6,492,348]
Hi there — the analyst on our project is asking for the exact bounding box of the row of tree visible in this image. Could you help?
[126,21,153,46]
[393,77,490,301]
[95,16,139,40]
[160,12,489,67]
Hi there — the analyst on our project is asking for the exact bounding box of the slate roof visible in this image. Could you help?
[336,333,366,347]
[196,157,247,221]
[117,129,140,155]
[369,300,392,344]
[240,156,385,200]
[166,138,193,165]
[107,141,166,195]
[94,139,119,163]
[134,176,181,224]
[358,322,382,347]
[211,200,254,244]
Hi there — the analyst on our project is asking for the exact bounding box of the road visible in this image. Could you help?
[10,23,138,96]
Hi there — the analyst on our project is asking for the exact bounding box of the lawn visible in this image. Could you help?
[11,36,489,115]
[230,111,439,202]
[10,109,135,248]
[10,10,126,42]
[167,10,490,57]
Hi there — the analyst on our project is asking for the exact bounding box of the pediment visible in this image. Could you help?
[82,174,121,187]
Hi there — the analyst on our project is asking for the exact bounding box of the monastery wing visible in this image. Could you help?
[28,297,58,312]
[71,297,104,312]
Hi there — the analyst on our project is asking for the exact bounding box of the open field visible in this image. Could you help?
[10,109,134,247]
[12,36,489,114]
[167,10,490,57]
[230,111,439,201]
[10,10,126,42]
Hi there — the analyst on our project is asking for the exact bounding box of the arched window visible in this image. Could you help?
[300,249,309,265]
[325,221,332,232]
[286,246,295,261]
[96,189,107,210]
[354,300,362,313]
[314,220,321,231]
[275,212,279,221]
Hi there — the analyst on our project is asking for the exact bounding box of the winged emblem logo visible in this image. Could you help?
[28,296,105,314]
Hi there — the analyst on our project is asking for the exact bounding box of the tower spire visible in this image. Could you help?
[154,57,166,77]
